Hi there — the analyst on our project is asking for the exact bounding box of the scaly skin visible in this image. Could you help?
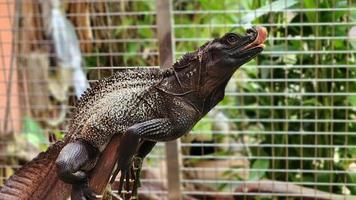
[0,141,71,200]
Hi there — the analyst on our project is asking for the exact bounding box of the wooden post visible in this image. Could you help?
[156,0,182,199]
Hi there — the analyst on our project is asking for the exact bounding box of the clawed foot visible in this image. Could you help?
[71,182,102,200]
[110,157,143,199]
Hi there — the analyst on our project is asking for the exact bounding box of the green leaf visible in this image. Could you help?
[53,130,65,140]
[349,27,356,50]
[192,120,213,141]
[348,96,356,107]
[239,0,298,26]
[23,117,43,135]
[249,159,270,181]
[198,0,224,10]
[138,28,153,39]
[348,172,356,194]
[282,54,297,65]
[22,117,48,149]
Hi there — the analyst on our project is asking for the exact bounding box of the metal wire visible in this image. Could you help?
[174,0,356,199]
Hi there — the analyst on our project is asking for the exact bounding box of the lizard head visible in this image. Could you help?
[197,27,267,113]
[163,27,267,114]
[171,27,267,83]
[198,27,267,75]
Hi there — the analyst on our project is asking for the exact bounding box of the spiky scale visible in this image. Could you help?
[66,68,172,150]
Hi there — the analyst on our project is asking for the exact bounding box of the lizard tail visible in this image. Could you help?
[0,141,71,200]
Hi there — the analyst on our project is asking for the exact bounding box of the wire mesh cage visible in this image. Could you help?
[0,0,356,199]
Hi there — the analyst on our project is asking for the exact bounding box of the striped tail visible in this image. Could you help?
[0,141,72,200]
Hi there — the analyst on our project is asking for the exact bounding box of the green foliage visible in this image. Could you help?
[249,157,270,181]
[22,117,48,151]
[173,0,356,195]
[239,0,298,26]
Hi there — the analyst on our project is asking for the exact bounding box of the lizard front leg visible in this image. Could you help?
[134,141,157,193]
[110,132,140,199]
[126,117,195,142]
[55,140,100,200]
[110,140,156,198]
[112,116,195,199]
[115,116,196,176]
[112,117,190,181]
[56,140,100,184]
[129,141,157,197]
[113,116,194,176]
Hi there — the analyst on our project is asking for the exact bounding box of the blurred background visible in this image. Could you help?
[0,0,356,199]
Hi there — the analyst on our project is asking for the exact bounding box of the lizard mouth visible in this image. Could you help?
[242,27,268,51]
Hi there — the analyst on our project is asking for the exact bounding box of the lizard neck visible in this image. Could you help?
[156,62,227,116]
[156,67,203,114]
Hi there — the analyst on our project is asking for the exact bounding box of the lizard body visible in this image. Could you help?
[0,27,267,200]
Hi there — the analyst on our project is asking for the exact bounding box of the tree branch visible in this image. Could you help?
[234,180,352,200]
[88,134,122,198]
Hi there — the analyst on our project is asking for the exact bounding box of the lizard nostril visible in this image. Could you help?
[250,34,255,40]
[246,27,258,41]
[246,27,256,34]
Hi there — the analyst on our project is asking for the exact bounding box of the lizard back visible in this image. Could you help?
[67,68,166,149]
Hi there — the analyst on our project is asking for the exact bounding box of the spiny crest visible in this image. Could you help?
[173,52,196,69]
[77,68,162,105]
[198,40,211,51]
[71,68,164,125]
[173,40,213,70]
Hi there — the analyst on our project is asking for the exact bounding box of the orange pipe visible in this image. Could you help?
[0,1,20,134]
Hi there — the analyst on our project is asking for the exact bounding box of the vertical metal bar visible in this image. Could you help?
[156,0,182,200]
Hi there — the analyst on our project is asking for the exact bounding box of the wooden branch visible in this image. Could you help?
[88,134,122,198]
[234,180,353,200]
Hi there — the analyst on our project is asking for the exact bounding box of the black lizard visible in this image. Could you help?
[0,27,267,200]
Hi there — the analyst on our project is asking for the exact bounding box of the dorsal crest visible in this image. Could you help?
[173,52,196,70]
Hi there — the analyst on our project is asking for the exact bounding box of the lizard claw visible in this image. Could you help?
[83,187,102,200]
[72,182,100,200]
[118,168,134,199]
[57,163,88,184]
[112,157,143,199]
[132,157,143,193]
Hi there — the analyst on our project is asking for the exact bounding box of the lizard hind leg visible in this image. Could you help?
[56,140,100,184]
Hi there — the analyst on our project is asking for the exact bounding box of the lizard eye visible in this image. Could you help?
[225,34,240,44]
